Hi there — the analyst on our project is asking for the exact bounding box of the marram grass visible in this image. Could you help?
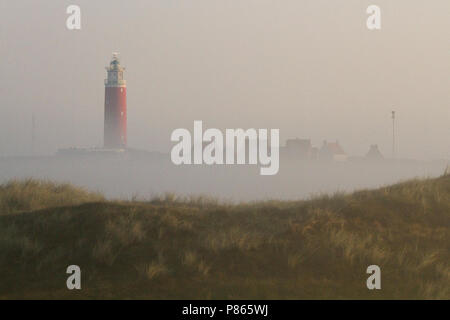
[0,175,449,299]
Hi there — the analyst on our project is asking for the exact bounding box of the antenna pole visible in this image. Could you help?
[31,113,36,156]
[391,110,396,158]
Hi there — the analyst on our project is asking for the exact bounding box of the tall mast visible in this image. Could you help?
[391,110,396,158]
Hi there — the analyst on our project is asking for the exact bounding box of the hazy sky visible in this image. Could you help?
[0,0,449,159]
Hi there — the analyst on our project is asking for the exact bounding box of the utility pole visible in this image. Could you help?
[31,113,36,156]
[391,110,396,158]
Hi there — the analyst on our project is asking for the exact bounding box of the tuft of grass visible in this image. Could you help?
[182,251,211,276]
[136,262,168,281]
[92,239,117,266]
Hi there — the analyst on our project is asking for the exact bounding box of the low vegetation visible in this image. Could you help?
[0,175,449,299]
[0,179,104,215]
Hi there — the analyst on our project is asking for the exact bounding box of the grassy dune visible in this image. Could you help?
[0,176,449,299]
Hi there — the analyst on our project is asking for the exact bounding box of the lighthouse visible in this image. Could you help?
[104,53,127,149]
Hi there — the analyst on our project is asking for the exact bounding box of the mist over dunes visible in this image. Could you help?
[1,174,449,299]
[0,154,447,201]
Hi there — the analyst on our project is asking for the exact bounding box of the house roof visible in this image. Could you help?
[366,144,383,159]
[325,142,346,155]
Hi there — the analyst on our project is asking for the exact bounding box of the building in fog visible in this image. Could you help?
[285,138,313,159]
[365,144,384,160]
[319,140,348,162]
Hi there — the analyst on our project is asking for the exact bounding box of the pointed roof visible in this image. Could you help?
[326,141,346,155]
[365,144,383,159]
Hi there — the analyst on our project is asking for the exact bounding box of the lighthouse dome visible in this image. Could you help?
[110,58,120,69]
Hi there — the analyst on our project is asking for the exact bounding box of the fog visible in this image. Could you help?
[0,1,449,200]
[0,154,446,201]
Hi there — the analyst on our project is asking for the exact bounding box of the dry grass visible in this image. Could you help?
[136,261,168,281]
[0,175,449,299]
[0,179,104,215]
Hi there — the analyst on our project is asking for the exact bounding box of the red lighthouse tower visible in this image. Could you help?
[104,53,127,149]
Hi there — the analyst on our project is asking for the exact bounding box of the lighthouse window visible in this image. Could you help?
[121,88,123,92]
[121,112,124,116]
